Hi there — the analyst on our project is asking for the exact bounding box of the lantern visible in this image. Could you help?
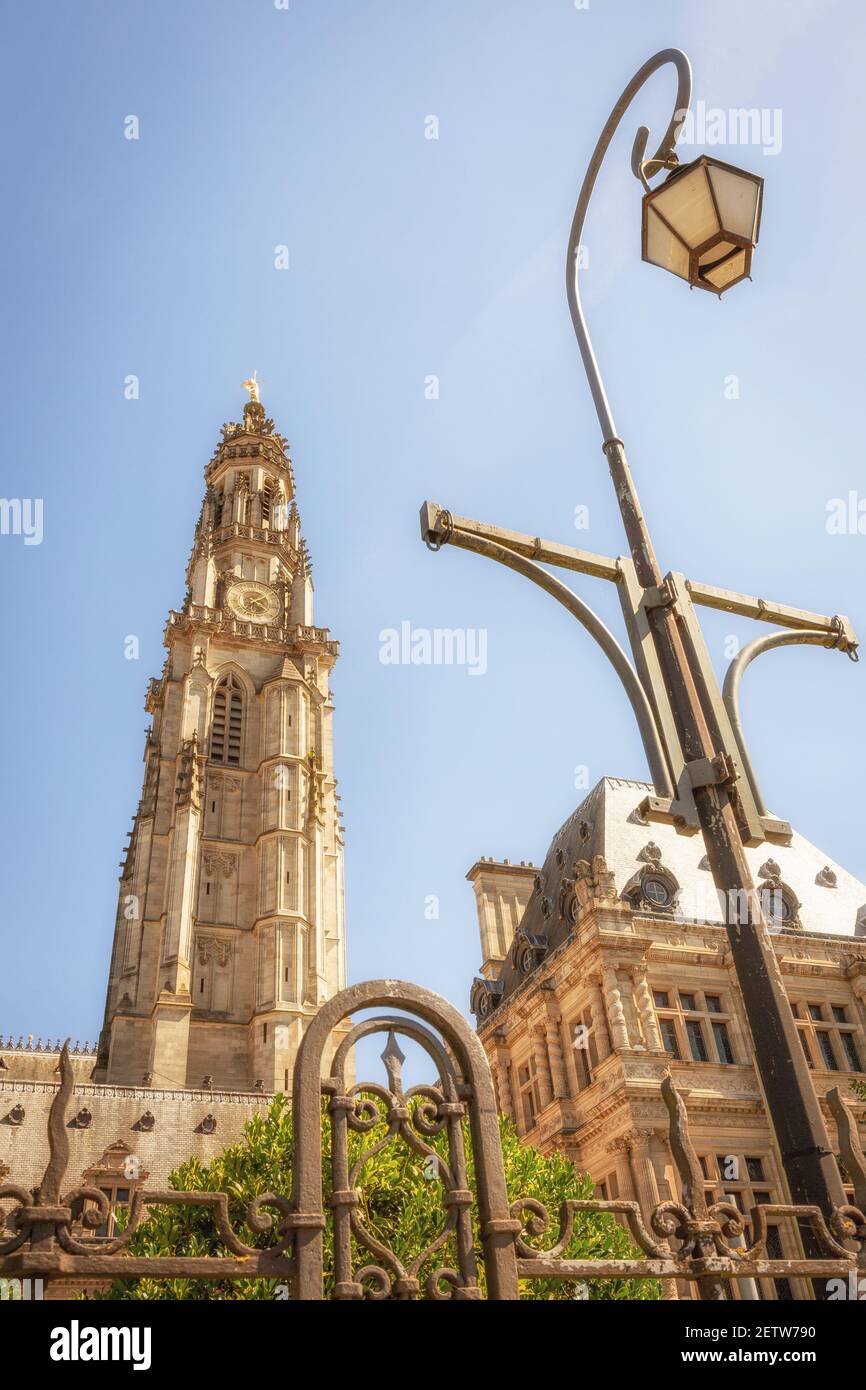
[642,155,763,294]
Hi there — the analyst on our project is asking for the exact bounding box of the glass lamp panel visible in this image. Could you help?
[649,164,718,250]
[644,206,690,279]
[707,163,761,242]
[701,246,747,290]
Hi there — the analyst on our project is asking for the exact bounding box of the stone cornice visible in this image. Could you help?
[0,1080,273,1103]
[164,608,339,660]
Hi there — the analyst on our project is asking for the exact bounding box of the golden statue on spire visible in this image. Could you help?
[241,370,260,403]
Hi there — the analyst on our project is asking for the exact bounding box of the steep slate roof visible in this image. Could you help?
[489,776,866,1007]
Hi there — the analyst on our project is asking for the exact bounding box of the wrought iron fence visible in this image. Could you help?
[2,979,864,1300]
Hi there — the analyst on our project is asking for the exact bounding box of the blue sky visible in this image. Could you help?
[1,0,864,1049]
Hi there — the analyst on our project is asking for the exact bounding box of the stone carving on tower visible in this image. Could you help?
[93,386,348,1092]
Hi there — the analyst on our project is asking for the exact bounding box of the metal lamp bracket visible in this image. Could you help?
[686,752,738,790]
[642,576,680,611]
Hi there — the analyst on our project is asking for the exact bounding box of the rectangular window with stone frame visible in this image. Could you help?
[517,1059,539,1133]
[570,1008,596,1089]
[698,1150,800,1300]
[652,988,737,1066]
[790,998,863,1074]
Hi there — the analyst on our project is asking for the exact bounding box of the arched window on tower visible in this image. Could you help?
[261,477,275,525]
[209,675,244,766]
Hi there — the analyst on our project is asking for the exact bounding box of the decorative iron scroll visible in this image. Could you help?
[0,1043,298,1283]
[1,980,864,1298]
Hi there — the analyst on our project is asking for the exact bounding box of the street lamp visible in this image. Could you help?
[420,46,859,1270]
[642,155,763,293]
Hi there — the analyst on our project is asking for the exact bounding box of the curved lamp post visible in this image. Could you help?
[421,48,857,1244]
[566,50,853,1242]
[723,626,856,819]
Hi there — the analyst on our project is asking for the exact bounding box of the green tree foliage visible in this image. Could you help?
[99,1093,660,1301]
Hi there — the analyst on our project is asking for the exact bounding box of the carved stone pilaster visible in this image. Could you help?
[492,1033,514,1120]
[607,1136,635,1202]
[628,1129,662,1222]
[532,1024,554,1110]
[632,962,663,1051]
[602,965,631,1051]
[587,975,611,1061]
[541,987,569,1099]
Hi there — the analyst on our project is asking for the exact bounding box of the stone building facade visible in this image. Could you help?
[469,776,866,1300]
[1,388,349,1207]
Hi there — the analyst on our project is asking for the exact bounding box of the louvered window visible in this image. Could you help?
[210,675,244,766]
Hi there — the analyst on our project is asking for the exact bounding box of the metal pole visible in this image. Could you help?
[566,49,846,1232]
[723,627,852,819]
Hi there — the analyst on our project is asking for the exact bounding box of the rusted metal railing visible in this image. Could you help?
[2,980,864,1300]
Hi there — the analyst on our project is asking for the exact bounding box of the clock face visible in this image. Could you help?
[226,580,280,624]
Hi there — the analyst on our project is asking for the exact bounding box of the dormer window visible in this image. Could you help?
[758,881,800,928]
[642,875,673,908]
[470,976,504,1020]
[511,927,547,978]
[622,863,680,914]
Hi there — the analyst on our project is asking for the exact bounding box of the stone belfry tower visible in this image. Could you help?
[94,382,348,1092]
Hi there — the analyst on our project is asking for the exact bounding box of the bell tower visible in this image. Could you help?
[94,383,348,1092]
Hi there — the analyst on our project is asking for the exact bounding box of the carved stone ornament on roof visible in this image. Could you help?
[573,859,594,909]
[758,858,782,880]
[637,841,663,865]
[558,876,577,922]
[592,854,617,902]
[816,865,838,888]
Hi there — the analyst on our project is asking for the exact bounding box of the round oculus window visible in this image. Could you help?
[643,875,673,907]
[761,886,792,923]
